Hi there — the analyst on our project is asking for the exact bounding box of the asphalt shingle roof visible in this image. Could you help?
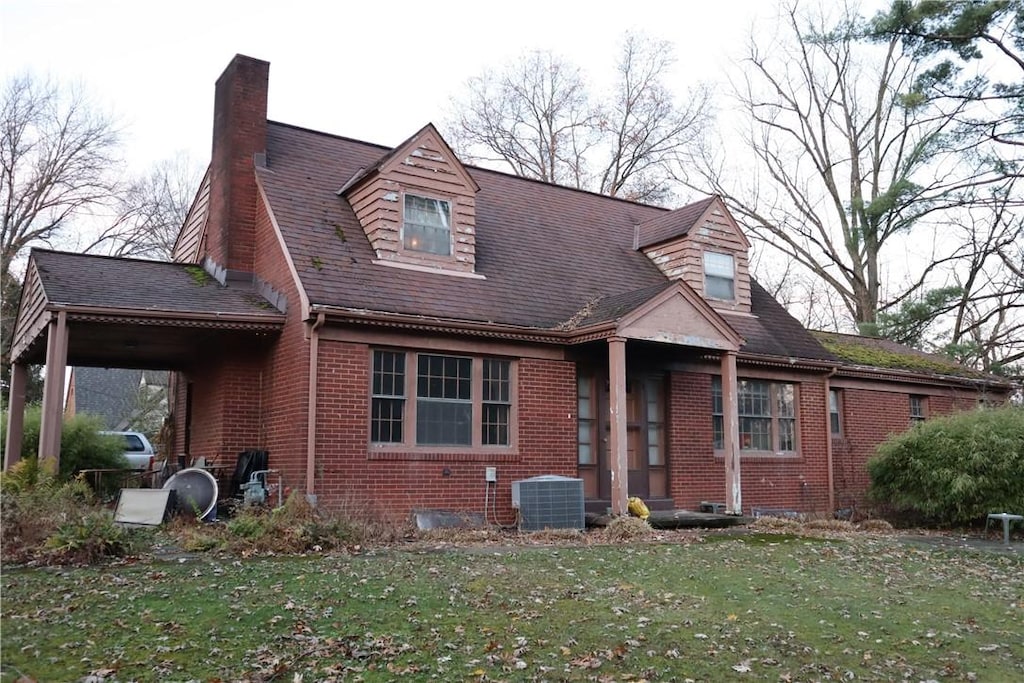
[257,122,835,362]
[31,250,284,319]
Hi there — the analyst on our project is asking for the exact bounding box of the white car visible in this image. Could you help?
[102,431,156,470]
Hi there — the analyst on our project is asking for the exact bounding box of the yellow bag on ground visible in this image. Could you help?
[628,496,650,520]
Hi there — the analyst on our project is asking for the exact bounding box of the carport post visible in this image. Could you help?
[3,363,28,470]
[722,351,742,514]
[38,311,68,474]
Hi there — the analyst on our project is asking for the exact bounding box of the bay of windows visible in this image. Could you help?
[712,376,798,454]
[371,350,512,448]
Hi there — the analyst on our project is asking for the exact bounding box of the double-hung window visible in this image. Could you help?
[403,193,451,256]
[712,376,798,454]
[371,350,513,448]
[910,395,927,424]
[704,251,735,300]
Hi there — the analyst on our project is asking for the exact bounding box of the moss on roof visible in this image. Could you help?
[812,331,988,379]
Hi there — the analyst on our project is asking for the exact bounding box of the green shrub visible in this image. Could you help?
[867,406,1024,525]
[44,510,133,564]
[1,406,127,480]
[1,473,98,564]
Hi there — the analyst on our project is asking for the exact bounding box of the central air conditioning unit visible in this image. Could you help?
[511,475,585,531]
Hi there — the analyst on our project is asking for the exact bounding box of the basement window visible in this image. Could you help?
[403,193,451,256]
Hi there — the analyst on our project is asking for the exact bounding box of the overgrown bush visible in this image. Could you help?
[0,471,99,564]
[868,406,1024,525]
[44,510,133,564]
[1,406,127,480]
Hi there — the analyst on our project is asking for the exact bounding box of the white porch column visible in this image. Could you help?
[722,351,742,514]
[3,363,28,470]
[608,336,628,516]
[38,311,68,474]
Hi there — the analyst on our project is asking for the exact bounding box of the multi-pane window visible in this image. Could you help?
[829,389,842,436]
[370,350,513,448]
[645,377,664,466]
[482,359,511,446]
[371,350,405,443]
[910,395,927,423]
[416,354,472,445]
[403,194,451,255]
[704,251,735,300]
[712,376,798,454]
[577,376,594,465]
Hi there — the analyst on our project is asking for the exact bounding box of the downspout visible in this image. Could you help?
[824,366,838,515]
[306,312,326,501]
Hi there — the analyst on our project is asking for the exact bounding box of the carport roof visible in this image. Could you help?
[9,250,286,368]
[30,250,283,316]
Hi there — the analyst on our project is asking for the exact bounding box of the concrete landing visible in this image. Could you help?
[587,510,752,529]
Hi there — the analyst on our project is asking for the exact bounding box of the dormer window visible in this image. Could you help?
[403,193,451,256]
[704,251,735,300]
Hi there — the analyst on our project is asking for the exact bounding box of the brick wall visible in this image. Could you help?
[832,384,982,510]
[208,55,269,273]
[667,370,832,515]
[313,342,577,523]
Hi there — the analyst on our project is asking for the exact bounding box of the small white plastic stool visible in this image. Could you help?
[986,513,1023,546]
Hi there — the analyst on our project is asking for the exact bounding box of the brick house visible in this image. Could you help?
[4,55,1011,521]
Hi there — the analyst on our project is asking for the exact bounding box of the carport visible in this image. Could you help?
[3,249,285,471]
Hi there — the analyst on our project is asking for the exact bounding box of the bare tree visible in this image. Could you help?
[678,2,1013,329]
[1,73,121,281]
[448,33,709,204]
[1,73,121,399]
[448,50,596,188]
[84,153,203,260]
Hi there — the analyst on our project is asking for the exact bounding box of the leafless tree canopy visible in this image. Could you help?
[678,2,1022,372]
[86,153,204,261]
[447,33,710,205]
[1,73,121,279]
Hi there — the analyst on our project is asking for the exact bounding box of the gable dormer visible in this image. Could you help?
[636,195,752,313]
[340,124,480,275]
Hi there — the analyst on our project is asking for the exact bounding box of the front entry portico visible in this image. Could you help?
[565,281,744,516]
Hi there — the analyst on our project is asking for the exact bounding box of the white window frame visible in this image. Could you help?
[402,192,452,256]
[703,251,736,300]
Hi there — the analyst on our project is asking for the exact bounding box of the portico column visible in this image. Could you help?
[722,351,742,514]
[608,336,628,516]
[38,311,68,474]
[3,363,28,470]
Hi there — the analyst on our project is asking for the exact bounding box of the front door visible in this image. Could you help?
[577,373,666,503]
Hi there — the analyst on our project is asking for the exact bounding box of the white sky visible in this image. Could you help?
[1,0,787,174]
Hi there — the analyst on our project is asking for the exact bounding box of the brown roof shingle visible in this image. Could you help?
[259,122,832,362]
[31,250,284,320]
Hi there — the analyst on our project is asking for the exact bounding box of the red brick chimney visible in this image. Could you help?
[208,54,269,279]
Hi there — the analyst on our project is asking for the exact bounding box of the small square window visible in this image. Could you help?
[403,194,451,255]
[704,251,735,300]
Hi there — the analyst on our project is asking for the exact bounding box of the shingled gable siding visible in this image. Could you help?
[346,135,477,273]
[642,208,752,314]
[830,383,982,510]
[172,169,211,264]
[313,339,575,522]
[667,370,831,514]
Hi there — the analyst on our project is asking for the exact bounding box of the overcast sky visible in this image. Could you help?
[1,0,796,174]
